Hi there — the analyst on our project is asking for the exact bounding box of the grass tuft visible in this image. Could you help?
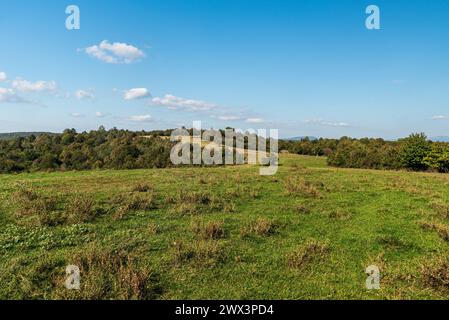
[284,177,321,198]
[240,218,279,237]
[421,257,449,293]
[65,195,102,224]
[420,221,449,242]
[132,182,152,193]
[191,220,226,240]
[171,240,226,267]
[286,240,330,270]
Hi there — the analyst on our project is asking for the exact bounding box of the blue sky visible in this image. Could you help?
[0,0,448,139]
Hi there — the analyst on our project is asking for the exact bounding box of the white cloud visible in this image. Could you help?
[0,87,28,104]
[124,88,151,100]
[325,122,349,127]
[70,112,85,118]
[152,94,217,111]
[129,114,152,122]
[0,72,7,81]
[95,111,105,118]
[211,115,241,121]
[12,79,57,92]
[304,119,350,127]
[245,118,265,124]
[75,90,95,100]
[432,115,448,120]
[83,40,145,64]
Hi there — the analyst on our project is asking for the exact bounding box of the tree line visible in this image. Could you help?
[279,133,449,173]
[0,127,268,173]
[0,127,448,174]
[0,127,174,173]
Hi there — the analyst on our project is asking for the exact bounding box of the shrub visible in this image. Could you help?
[423,143,449,173]
[400,133,431,171]
[327,138,403,170]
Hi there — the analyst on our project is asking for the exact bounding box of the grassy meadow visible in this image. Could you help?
[1,154,449,299]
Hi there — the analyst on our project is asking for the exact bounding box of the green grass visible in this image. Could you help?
[1,154,449,299]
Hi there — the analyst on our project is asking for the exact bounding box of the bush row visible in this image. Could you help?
[0,127,174,173]
[280,133,449,172]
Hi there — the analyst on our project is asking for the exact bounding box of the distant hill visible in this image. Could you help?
[0,132,56,140]
[430,136,449,142]
[285,136,318,141]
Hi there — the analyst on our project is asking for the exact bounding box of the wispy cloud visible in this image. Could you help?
[95,111,109,118]
[129,114,152,122]
[70,112,85,118]
[432,115,448,120]
[211,115,242,121]
[152,94,217,112]
[75,89,95,100]
[0,87,29,104]
[82,40,145,64]
[245,118,265,124]
[12,79,57,92]
[0,72,7,82]
[124,88,151,100]
[304,119,350,127]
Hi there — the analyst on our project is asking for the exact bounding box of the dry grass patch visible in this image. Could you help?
[169,203,202,216]
[430,201,449,219]
[328,208,352,221]
[169,191,233,214]
[147,223,158,235]
[11,187,60,226]
[288,162,306,170]
[283,203,311,215]
[240,218,279,237]
[58,246,163,299]
[11,187,51,216]
[294,204,311,214]
[11,187,105,226]
[286,240,330,270]
[191,220,225,240]
[421,257,449,293]
[284,177,321,198]
[132,182,152,193]
[65,195,102,224]
[170,240,226,267]
[177,191,213,205]
[112,192,157,220]
[420,221,449,242]
[223,202,236,213]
